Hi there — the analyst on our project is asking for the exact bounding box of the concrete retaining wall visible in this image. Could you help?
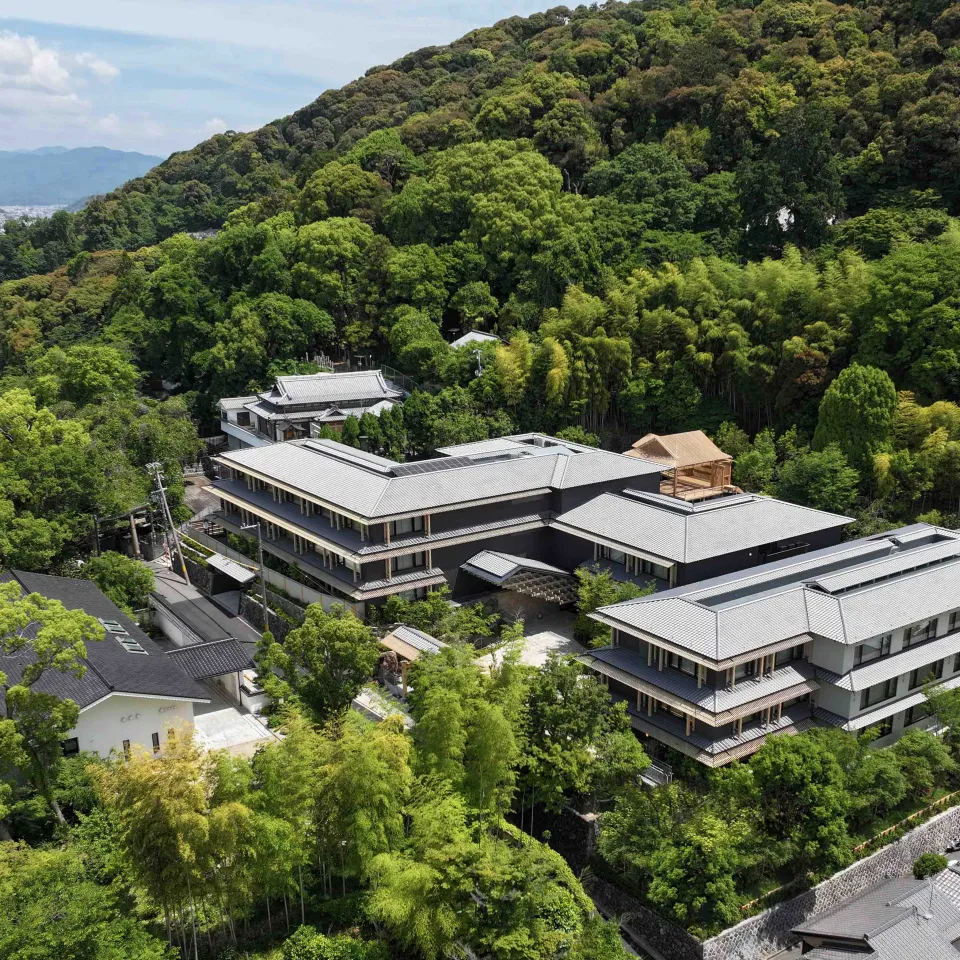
[702,802,960,960]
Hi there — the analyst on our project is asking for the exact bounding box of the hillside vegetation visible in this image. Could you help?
[3,0,960,570]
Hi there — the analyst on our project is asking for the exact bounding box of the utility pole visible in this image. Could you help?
[241,521,270,631]
[148,462,191,587]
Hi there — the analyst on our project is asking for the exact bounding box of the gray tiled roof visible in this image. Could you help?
[553,490,850,563]
[312,400,396,423]
[270,371,402,405]
[594,526,960,663]
[462,551,571,585]
[388,625,446,654]
[2,571,208,711]
[216,434,661,520]
[795,876,960,960]
[355,568,448,598]
[449,331,501,349]
[435,437,527,457]
[584,646,818,719]
[817,630,960,692]
[627,699,817,758]
[166,639,252,680]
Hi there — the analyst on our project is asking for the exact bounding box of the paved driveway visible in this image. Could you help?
[477,596,584,668]
[193,682,278,757]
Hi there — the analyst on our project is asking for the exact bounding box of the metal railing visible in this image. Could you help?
[641,759,673,786]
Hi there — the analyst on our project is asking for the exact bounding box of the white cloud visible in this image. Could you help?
[76,51,119,80]
[96,112,120,133]
[201,116,227,135]
[0,29,70,93]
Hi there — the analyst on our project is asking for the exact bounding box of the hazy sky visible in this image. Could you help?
[0,1,545,156]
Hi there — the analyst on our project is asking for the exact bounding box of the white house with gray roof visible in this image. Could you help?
[219,370,404,449]
[584,523,960,765]
[1,571,210,759]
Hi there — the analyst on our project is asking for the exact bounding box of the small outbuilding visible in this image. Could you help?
[379,624,447,696]
[625,430,737,501]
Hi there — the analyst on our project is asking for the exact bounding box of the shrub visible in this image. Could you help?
[913,852,948,879]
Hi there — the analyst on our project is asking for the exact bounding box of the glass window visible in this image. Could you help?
[860,678,898,710]
[735,660,757,681]
[950,612,959,633]
[906,618,939,647]
[152,732,161,755]
[775,644,806,667]
[391,516,425,537]
[394,551,426,572]
[910,660,944,689]
[639,558,670,580]
[667,651,697,677]
[855,634,892,665]
[873,717,894,738]
[61,737,79,757]
[905,702,933,727]
[601,546,628,565]
[236,411,251,427]
[122,739,131,759]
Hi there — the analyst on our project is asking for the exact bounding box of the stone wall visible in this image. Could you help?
[586,877,703,960]
[240,590,301,643]
[702,802,960,960]
[530,806,598,876]
[183,556,214,594]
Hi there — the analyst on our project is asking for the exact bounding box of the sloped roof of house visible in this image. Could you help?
[380,625,447,661]
[794,874,960,960]
[449,331,502,349]
[625,430,731,468]
[265,371,403,406]
[166,638,253,680]
[0,571,208,712]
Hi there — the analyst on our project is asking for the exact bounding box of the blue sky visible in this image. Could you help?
[0,1,545,156]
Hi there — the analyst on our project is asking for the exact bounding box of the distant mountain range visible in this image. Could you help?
[0,147,163,206]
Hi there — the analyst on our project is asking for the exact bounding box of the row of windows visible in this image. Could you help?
[599,546,670,581]
[854,612,960,665]
[62,729,174,758]
[858,653,960,710]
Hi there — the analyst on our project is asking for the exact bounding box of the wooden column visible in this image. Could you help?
[384,522,391,544]
[385,557,392,580]
[425,514,431,535]
[648,643,654,667]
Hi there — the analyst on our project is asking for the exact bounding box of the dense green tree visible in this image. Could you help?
[255,604,380,720]
[0,581,104,824]
[813,364,898,474]
[82,551,155,614]
[647,814,746,937]
[773,446,861,514]
[573,569,653,646]
[0,843,169,960]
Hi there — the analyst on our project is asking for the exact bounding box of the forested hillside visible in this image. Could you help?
[4,0,960,571]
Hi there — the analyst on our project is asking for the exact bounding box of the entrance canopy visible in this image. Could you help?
[461,551,578,605]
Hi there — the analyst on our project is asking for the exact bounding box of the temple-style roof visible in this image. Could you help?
[626,430,731,468]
